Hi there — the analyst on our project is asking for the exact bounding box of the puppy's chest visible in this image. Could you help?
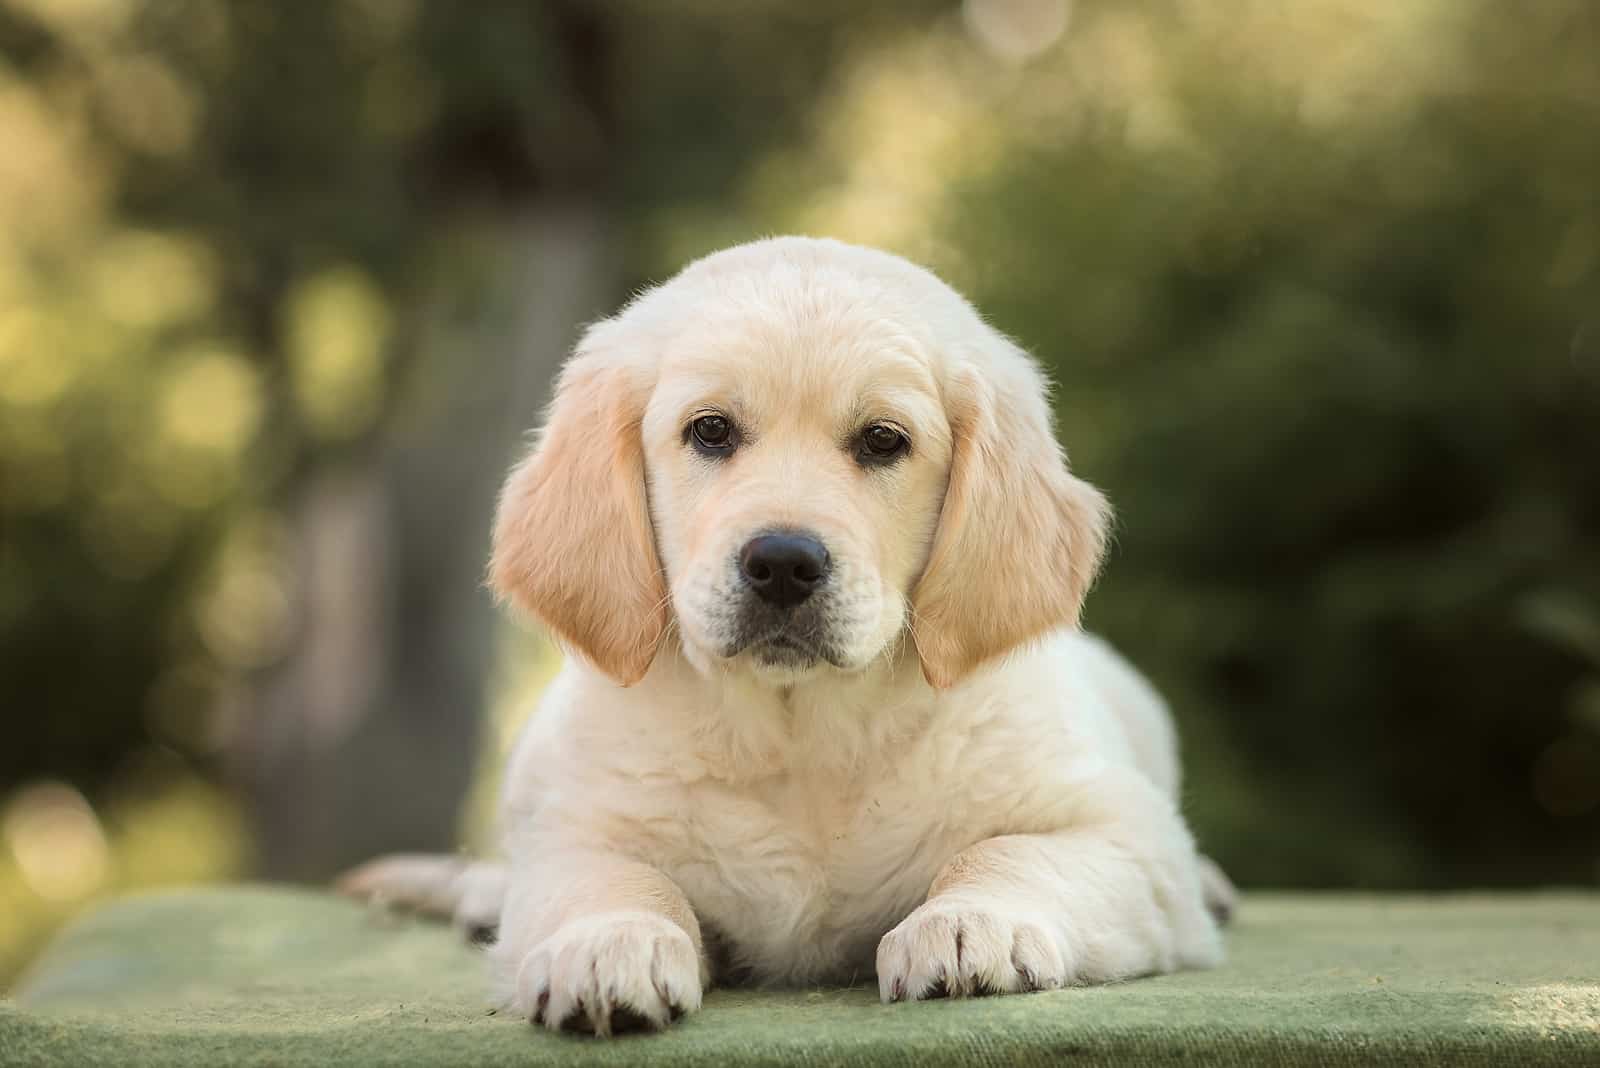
[647,772,967,980]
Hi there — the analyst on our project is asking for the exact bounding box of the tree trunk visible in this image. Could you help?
[235,205,613,881]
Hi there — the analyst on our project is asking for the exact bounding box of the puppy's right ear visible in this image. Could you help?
[488,330,666,685]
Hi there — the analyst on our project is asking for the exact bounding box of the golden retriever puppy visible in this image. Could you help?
[340,237,1233,1035]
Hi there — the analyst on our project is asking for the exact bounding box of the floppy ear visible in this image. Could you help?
[488,337,667,686]
[911,351,1111,689]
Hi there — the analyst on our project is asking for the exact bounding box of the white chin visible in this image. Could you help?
[744,658,823,688]
[680,636,830,687]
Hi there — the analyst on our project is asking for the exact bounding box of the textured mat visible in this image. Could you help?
[3,886,1598,1066]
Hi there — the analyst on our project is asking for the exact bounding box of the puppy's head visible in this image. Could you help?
[491,238,1108,689]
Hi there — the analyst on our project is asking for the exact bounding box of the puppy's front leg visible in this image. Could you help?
[877,782,1222,1002]
[492,852,707,1035]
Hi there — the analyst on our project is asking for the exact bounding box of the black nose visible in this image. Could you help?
[740,532,830,608]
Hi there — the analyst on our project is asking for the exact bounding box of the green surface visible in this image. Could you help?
[2,888,1598,1066]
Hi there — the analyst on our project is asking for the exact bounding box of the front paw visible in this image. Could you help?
[511,912,703,1035]
[877,901,1069,1002]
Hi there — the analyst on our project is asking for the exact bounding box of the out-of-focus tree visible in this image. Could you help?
[0,0,634,881]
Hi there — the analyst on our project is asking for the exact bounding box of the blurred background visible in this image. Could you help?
[3,0,1598,987]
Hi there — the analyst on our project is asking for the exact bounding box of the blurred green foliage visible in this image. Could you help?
[2,0,1597,983]
[953,3,1600,887]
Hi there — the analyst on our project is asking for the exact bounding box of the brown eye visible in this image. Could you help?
[690,414,735,454]
[858,423,909,464]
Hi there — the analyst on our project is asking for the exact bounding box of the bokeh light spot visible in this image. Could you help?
[193,516,293,669]
[2,782,109,903]
[964,0,1072,63]
[94,54,200,157]
[160,346,263,455]
[88,231,216,329]
[286,267,391,439]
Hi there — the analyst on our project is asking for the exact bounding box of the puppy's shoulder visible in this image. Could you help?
[1043,630,1180,798]
[947,630,1169,770]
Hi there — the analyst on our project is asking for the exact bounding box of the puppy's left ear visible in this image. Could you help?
[911,346,1111,689]
[489,331,667,685]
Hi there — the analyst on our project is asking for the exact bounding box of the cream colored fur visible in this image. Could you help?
[339,237,1232,1036]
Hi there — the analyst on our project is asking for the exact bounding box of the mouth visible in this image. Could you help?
[748,632,822,667]
[725,624,846,670]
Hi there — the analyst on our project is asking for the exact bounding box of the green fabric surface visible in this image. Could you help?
[2,888,1597,1066]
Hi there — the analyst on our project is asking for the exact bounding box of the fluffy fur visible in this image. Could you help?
[339,237,1233,1036]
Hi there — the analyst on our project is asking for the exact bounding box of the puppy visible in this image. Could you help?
[340,237,1234,1035]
